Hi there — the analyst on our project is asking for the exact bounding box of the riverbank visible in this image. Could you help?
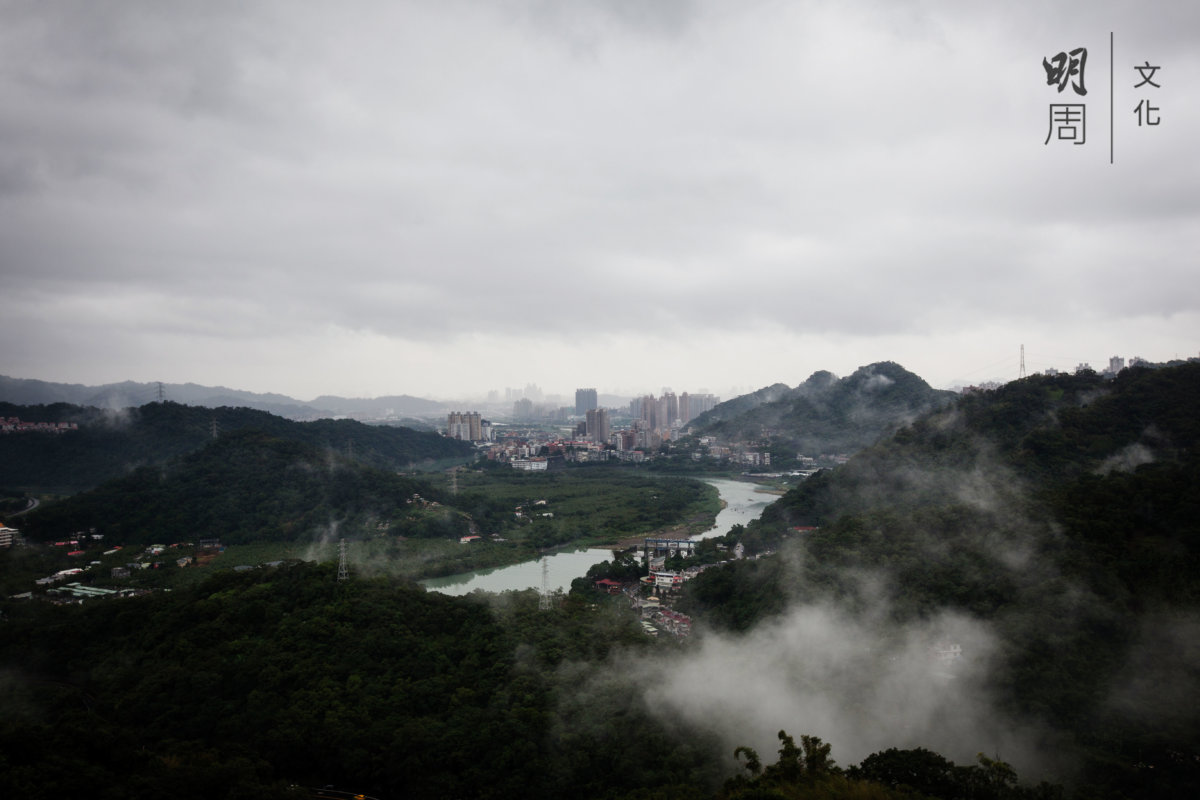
[600,502,726,551]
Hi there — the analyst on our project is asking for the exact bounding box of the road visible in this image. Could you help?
[9,496,40,516]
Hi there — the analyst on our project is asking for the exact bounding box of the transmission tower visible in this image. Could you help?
[1019,344,1027,379]
[337,539,349,582]
[538,557,551,610]
[157,382,166,403]
[210,417,219,440]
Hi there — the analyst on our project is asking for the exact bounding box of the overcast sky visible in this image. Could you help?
[3,0,1197,401]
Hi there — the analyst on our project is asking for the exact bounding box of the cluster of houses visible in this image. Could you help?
[584,533,795,638]
[15,539,221,602]
[590,571,698,639]
[0,417,78,434]
[597,583,694,639]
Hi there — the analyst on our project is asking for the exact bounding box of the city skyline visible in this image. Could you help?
[2,2,1197,400]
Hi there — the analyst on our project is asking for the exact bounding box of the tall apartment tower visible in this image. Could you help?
[688,393,719,417]
[640,394,657,430]
[663,392,678,427]
[586,407,610,444]
[575,388,598,416]
[447,412,482,441]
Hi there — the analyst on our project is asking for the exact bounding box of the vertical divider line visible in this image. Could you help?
[1110,31,1115,164]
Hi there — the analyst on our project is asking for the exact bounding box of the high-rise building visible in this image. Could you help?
[513,398,534,420]
[447,412,482,441]
[586,407,610,444]
[575,387,598,416]
[688,393,719,417]
[663,392,678,427]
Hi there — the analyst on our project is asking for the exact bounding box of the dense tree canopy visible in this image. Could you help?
[0,400,473,492]
[682,364,1200,797]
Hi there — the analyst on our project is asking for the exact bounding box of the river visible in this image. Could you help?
[693,477,776,540]
[420,476,779,596]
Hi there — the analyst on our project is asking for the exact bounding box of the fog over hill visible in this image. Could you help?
[668,363,1200,792]
[690,361,957,454]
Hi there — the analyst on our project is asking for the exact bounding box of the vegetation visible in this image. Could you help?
[18,429,455,547]
[6,435,721,591]
[0,400,474,493]
[446,467,721,548]
[0,562,1061,799]
[720,731,1059,799]
[0,563,722,798]
[680,363,1200,796]
[690,362,957,458]
[3,364,1197,796]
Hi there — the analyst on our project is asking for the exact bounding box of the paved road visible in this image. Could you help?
[9,496,40,516]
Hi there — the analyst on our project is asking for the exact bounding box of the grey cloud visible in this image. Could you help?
[1,1,1196,393]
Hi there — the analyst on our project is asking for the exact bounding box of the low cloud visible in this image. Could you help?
[632,594,1058,777]
[1105,609,1200,727]
[1096,442,1156,475]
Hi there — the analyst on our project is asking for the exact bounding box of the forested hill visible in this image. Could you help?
[691,361,957,454]
[0,560,1062,799]
[19,429,465,546]
[684,362,1200,796]
[0,374,446,419]
[0,401,474,492]
[760,361,1200,530]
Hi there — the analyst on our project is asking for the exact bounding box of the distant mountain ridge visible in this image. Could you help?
[0,375,446,420]
[690,361,957,454]
[19,429,466,546]
[0,400,475,493]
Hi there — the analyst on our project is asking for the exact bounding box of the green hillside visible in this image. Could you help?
[0,401,474,492]
[0,561,1059,799]
[17,429,464,547]
[692,361,957,454]
[682,363,1200,797]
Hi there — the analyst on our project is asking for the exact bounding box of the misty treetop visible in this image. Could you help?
[689,361,958,457]
[683,362,1200,797]
[0,561,1066,799]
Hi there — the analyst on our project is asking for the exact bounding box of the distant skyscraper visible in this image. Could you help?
[663,392,678,427]
[447,411,482,441]
[688,393,719,417]
[575,388,598,416]
[586,407,610,444]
